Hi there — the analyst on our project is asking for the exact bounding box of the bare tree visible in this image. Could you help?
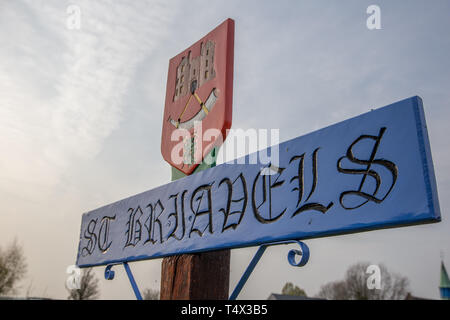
[281,282,307,297]
[316,280,348,300]
[142,288,160,300]
[67,268,100,300]
[0,239,27,296]
[316,262,410,300]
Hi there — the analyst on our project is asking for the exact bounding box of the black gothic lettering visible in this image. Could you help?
[289,148,334,217]
[144,200,165,244]
[337,127,398,210]
[124,207,143,248]
[189,184,214,237]
[218,173,248,232]
[289,153,305,207]
[292,202,334,216]
[167,191,187,241]
[98,215,116,253]
[252,164,287,224]
[81,218,97,257]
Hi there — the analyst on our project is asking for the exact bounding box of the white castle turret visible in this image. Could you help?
[174,41,215,102]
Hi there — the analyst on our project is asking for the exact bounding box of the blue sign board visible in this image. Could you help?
[76,96,440,267]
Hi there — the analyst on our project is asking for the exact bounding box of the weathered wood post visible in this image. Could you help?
[159,19,235,299]
[160,247,230,299]
[160,154,231,300]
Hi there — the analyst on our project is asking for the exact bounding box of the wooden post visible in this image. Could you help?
[160,148,231,300]
[159,19,234,299]
[160,250,230,299]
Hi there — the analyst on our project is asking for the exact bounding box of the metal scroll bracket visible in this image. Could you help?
[229,240,310,300]
[103,240,308,301]
[105,262,143,300]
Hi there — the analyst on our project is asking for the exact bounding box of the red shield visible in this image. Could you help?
[161,19,234,175]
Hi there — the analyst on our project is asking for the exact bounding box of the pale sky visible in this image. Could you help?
[1,0,450,299]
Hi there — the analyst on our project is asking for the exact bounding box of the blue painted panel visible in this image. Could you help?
[76,96,441,267]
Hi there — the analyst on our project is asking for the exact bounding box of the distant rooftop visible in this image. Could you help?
[0,296,53,300]
[267,293,325,300]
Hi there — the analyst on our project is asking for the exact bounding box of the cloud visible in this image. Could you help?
[0,0,178,201]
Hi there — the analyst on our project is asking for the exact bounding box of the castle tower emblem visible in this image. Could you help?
[174,41,216,101]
